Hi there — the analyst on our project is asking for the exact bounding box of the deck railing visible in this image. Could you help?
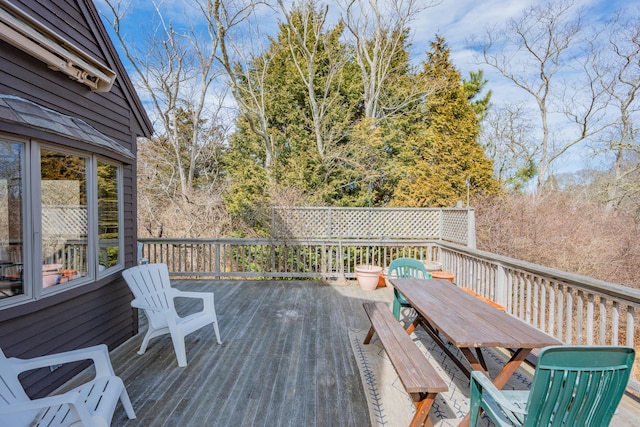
[138,238,640,349]
[138,238,441,280]
[138,237,640,389]
[437,242,640,348]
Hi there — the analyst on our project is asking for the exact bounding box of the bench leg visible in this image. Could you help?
[363,326,375,344]
[409,392,437,427]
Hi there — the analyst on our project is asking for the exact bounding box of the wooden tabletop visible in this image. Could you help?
[391,278,561,349]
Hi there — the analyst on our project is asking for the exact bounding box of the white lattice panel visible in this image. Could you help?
[441,211,468,244]
[42,206,87,236]
[329,209,368,238]
[272,207,469,242]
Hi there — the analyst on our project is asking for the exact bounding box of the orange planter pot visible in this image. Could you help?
[430,271,455,282]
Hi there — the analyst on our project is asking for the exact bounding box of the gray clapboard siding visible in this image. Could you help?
[0,0,151,399]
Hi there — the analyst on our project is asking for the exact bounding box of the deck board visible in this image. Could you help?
[62,279,640,426]
[103,279,390,426]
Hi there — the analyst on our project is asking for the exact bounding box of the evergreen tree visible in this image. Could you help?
[224,5,362,214]
[390,36,500,207]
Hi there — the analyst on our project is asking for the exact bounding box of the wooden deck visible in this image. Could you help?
[107,279,390,426]
[68,279,640,426]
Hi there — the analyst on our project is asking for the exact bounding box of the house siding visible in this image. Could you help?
[0,0,150,397]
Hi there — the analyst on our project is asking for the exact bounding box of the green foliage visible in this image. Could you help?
[390,37,500,207]
[509,160,538,191]
[464,70,492,120]
[224,4,364,213]
[223,120,271,231]
[221,12,502,231]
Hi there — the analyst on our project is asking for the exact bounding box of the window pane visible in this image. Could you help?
[41,149,87,288]
[98,162,120,270]
[0,141,24,299]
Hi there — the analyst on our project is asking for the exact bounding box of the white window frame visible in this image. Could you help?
[0,135,125,308]
[96,157,124,278]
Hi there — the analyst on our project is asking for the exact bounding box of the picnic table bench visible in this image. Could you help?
[392,278,562,426]
[363,302,448,427]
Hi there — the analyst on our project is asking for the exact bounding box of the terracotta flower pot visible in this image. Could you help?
[355,265,383,291]
[431,271,455,282]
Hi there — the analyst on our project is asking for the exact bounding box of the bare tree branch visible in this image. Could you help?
[476,0,611,189]
[340,0,441,120]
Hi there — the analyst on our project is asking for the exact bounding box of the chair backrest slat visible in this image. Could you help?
[524,346,634,427]
[388,258,431,280]
[122,264,175,327]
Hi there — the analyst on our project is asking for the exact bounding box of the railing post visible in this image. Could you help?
[321,241,326,280]
[495,263,507,309]
[214,242,220,279]
[627,306,635,347]
[337,240,346,285]
[467,208,476,249]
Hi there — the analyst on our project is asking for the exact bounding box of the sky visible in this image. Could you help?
[407,0,630,175]
[409,0,627,102]
[96,0,636,175]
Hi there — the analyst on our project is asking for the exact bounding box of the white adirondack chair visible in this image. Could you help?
[0,344,135,427]
[122,263,222,367]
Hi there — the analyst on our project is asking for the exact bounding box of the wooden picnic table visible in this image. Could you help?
[390,277,562,427]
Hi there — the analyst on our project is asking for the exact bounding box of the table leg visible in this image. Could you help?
[416,318,472,378]
[409,392,438,427]
[405,314,421,335]
[363,326,375,344]
[492,348,531,389]
[475,348,487,371]
[459,348,486,373]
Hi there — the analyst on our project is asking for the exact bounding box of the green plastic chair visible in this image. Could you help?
[388,258,432,320]
[469,345,635,427]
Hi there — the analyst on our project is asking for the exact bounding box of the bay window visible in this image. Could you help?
[0,139,24,298]
[0,135,123,305]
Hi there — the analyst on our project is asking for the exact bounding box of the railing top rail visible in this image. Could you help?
[272,206,473,211]
[437,241,640,304]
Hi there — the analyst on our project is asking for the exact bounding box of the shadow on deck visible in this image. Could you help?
[71,279,639,426]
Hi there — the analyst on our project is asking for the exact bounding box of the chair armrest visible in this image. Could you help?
[0,389,94,424]
[131,298,171,313]
[8,344,115,378]
[471,371,527,416]
[169,289,214,310]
